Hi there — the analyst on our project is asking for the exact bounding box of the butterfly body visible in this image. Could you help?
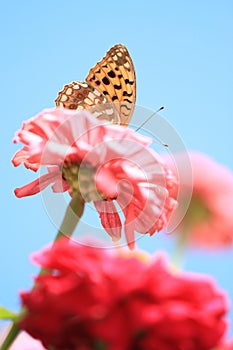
[55,44,136,125]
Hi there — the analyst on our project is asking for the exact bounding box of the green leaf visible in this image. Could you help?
[0,306,18,320]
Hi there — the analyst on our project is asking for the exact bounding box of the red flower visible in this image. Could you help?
[12,108,177,248]
[19,239,229,350]
[166,151,233,248]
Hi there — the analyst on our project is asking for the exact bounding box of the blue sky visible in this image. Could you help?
[1,0,233,337]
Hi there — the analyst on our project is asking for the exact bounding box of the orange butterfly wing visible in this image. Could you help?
[55,44,136,125]
[86,44,136,126]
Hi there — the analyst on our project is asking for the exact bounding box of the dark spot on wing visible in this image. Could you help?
[123,91,133,97]
[123,98,132,103]
[102,77,110,85]
[125,79,134,85]
[114,84,122,90]
[107,70,116,78]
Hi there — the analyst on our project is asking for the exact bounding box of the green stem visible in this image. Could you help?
[0,323,20,350]
[55,192,85,241]
[0,193,85,349]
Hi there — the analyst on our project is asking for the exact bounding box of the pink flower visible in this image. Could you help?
[166,151,233,248]
[12,108,177,248]
[19,239,229,350]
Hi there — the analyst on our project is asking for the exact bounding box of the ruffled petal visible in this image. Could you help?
[14,168,65,198]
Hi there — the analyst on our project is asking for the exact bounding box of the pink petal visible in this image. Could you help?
[124,222,136,250]
[14,168,64,198]
[12,148,40,171]
[95,167,118,199]
[94,200,122,241]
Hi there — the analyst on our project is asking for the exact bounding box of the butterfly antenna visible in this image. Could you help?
[135,106,168,147]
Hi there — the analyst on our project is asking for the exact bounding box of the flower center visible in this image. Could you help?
[62,162,106,202]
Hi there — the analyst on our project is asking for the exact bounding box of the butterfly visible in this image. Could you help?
[55,44,136,126]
